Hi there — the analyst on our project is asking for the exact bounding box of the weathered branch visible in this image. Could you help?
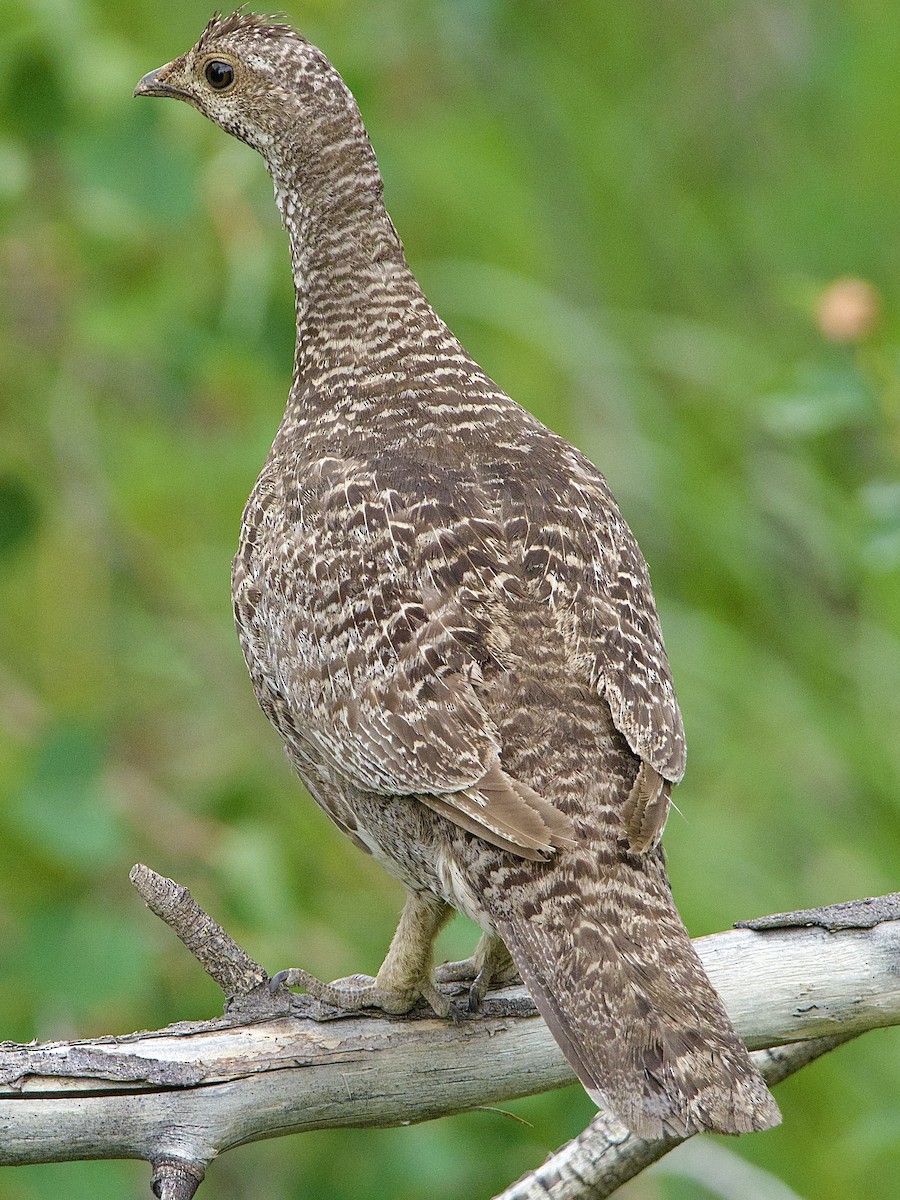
[0,874,897,1200]
[490,893,900,1200]
[129,864,266,996]
[490,1034,858,1200]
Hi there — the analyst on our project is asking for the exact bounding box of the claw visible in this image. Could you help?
[269,968,294,993]
[467,969,490,1013]
[435,932,520,1012]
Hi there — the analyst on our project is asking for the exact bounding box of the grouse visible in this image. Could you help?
[135,11,780,1138]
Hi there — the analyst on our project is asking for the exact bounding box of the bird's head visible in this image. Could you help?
[134,10,365,173]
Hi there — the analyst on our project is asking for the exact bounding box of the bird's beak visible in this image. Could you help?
[134,63,191,102]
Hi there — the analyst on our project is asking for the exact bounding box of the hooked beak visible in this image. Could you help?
[133,63,191,102]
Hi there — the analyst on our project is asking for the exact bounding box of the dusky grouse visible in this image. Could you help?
[135,11,780,1138]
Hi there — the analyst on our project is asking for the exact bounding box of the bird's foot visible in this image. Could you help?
[435,933,520,1012]
[271,891,459,1020]
[270,967,454,1018]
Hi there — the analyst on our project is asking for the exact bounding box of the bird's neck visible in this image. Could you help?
[270,145,439,391]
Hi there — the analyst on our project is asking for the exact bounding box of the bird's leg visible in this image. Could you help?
[272,890,454,1016]
[435,931,520,1012]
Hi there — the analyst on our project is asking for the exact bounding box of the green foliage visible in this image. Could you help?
[0,0,898,1196]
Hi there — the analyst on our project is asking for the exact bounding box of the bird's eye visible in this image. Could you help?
[205,60,235,90]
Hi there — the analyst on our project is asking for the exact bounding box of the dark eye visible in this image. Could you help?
[205,60,235,90]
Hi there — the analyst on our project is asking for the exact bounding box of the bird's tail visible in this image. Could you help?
[493,848,780,1138]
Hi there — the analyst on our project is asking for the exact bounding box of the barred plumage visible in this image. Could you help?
[135,12,780,1138]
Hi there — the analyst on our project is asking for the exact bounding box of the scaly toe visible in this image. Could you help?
[270,968,388,1011]
[434,957,480,985]
[467,968,491,1013]
[419,977,458,1019]
[271,965,459,1019]
[434,945,520,1011]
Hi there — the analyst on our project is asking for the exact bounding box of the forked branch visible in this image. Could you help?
[0,870,897,1200]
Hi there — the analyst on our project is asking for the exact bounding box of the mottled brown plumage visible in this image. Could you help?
[136,13,780,1138]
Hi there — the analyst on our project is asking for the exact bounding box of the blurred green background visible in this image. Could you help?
[1,0,899,1197]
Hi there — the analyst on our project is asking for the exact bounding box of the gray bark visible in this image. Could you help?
[0,870,897,1199]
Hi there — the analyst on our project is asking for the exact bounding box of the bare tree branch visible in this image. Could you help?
[489,892,900,1200]
[490,1034,858,1200]
[0,876,896,1199]
[150,1155,206,1200]
[129,864,266,996]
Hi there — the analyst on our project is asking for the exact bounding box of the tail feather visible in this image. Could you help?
[494,850,780,1138]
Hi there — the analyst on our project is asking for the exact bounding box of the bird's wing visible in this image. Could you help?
[243,441,681,856]
[304,641,575,860]
[589,511,682,851]
[242,456,575,860]
[586,497,686,782]
[491,440,685,851]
